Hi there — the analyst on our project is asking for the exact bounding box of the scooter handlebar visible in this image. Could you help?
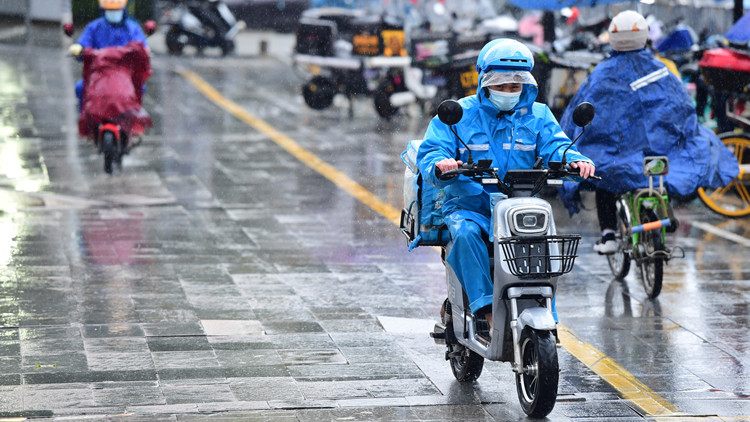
[562,163,602,181]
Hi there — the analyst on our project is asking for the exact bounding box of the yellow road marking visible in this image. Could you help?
[179,69,401,226]
[558,325,681,417]
[180,68,684,417]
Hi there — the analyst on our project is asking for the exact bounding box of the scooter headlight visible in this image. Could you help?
[509,207,550,235]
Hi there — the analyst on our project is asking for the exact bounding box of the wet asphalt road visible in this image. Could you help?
[0,22,749,421]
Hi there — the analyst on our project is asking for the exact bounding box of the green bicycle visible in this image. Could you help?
[607,156,684,299]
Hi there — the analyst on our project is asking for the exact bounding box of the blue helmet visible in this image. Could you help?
[475,38,538,109]
[476,39,534,79]
[475,38,502,74]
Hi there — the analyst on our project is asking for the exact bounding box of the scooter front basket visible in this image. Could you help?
[498,235,581,279]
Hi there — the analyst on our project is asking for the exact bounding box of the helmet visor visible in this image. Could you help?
[481,70,537,88]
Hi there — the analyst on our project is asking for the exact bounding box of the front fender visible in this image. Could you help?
[517,307,556,331]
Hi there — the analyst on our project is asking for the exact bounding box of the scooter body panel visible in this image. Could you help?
[445,195,558,363]
[168,1,242,50]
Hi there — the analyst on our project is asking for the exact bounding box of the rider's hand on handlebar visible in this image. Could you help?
[69,43,83,58]
[436,158,463,178]
[569,161,596,179]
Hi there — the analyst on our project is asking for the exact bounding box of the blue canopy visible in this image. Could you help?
[558,48,739,215]
[506,0,630,10]
[725,11,750,43]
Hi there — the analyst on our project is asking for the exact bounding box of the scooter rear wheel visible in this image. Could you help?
[448,344,483,382]
[221,39,235,56]
[443,300,483,382]
[516,327,558,418]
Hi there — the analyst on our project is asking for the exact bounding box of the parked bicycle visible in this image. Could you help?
[696,44,750,217]
[606,156,685,299]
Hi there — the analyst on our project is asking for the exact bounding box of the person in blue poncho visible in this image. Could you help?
[417,38,596,332]
[69,0,149,111]
[558,10,739,255]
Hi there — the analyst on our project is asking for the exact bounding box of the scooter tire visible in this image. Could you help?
[221,40,235,56]
[516,327,558,418]
[166,27,185,55]
[302,76,335,110]
[373,81,399,120]
[101,131,117,175]
[449,345,483,382]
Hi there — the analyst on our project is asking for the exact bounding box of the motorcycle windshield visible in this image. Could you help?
[78,41,153,139]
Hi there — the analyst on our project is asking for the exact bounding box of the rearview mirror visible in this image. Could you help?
[572,102,595,127]
[62,22,74,37]
[144,21,157,36]
[437,100,463,126]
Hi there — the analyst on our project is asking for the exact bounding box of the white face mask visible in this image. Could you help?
[488,89,521,111]
[105,10,124,24]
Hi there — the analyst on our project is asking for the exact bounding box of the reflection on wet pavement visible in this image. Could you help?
[0,23,748,420]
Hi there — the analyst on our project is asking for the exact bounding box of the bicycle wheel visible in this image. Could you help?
[638,208,664,299]
[697,132,750,217]
[607,198,632,279]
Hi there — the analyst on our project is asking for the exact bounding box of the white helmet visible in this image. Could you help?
[608,10,648,52]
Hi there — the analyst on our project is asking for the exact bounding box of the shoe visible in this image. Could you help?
[475,317,491,344]
[593,233,617,255]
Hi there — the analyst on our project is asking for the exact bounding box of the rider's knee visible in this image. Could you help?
[452,220,482,243]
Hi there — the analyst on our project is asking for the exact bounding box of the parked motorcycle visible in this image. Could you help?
[422,100,596,418]
[161,0,245,56]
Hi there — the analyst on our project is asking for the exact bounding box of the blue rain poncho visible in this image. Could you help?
[725,11,750,44]
[558,48,739,215]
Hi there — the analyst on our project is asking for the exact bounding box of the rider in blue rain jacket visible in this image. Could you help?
[558,10,739,254]
[71,0,149,110]
[417,38,595,327]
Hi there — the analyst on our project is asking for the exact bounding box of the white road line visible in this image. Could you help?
[692,221,750,247]
[0,26,26,40]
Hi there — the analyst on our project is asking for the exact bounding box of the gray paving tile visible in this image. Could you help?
[162,380,235,405]
[86,352,155,371]
[92,384,166,407]
[229,376,303,402]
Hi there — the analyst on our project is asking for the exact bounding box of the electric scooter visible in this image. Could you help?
[64,22,156,174]
[429,100,597,418]
[161,0,245,56]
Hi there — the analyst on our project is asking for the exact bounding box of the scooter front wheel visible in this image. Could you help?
[516,327,558,418]
[100,130,118,175]
[166,27,185,55]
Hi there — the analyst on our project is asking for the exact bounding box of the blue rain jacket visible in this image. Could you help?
[418,84,592,224]
[558,48,739,215]
[77,11,148,50]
